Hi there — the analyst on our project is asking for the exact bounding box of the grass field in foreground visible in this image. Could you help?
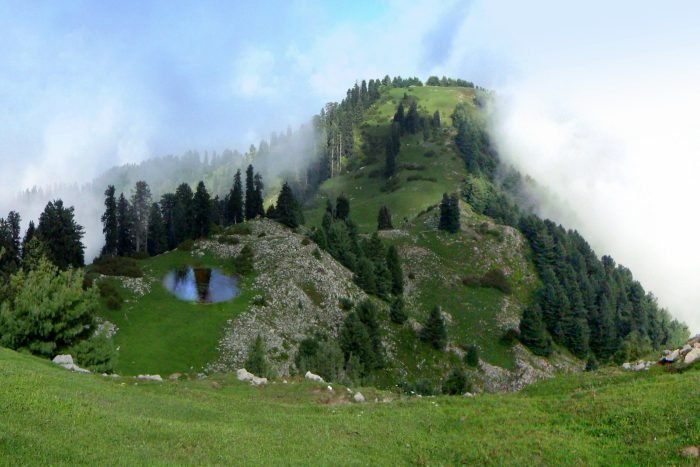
[1,348,698,465]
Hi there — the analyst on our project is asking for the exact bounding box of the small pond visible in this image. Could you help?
[163,267,239,303]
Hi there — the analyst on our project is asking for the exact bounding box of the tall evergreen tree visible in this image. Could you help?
[377,205,393,230]
[36,200,85,269]
[421,306,447,350]
[433,110,441,128]
[389,296,407,324]
[159,193,178,250]
[146,202,166,256]
[338,312,374,376]
[438,193,460,233]
[253,172,265,218]
[335,195,350,221]
[21,220,36,261]
[245,334,270,377]
[519,303,552,356]
[101,185,118,256]
[228,169,244,224]
[244,164,256,220]
[130,181,152,253]
[405,100,419,134]
[274,182,304,228]
[174,183,194,242]
[386,245,404,295]
[116,194,134,256]
[192,181,211,238]
[393,102,405,133]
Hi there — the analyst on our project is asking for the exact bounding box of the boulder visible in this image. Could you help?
[633,362,647,371]
[622,362,631,370]
[52,354,90,373]
[236,368,267,386]
[168,373,182,381]
[680,344,692,355]
[353,392,365,403]
[304,371,324,383]
[137,374,163,382]
[681,446,699,458]
[684,348,700,365]
[52,354,74,366]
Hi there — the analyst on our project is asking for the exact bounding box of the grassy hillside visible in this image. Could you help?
[1,347,698,464]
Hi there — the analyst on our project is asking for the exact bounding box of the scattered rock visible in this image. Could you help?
[137,374,163,382]
[168,373,182,381]
[210,381,221,389]
[353,392,365,403]
[622,362,631,370]
[621,360,655,371]
[463,392,474,397]
[236,368,267,386]
[680,446,699,458]
[52,354,90,373]
[327,385,333,392]
[304,371,324,383]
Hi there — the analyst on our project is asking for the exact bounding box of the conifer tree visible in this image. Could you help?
[356,299,383,368]
[101,185,118,256]
[159,193,178,250]
[389,296,407,324]
[377,206,393,230]
[245,334,270,377]
[421,306,447,350]
[339,312,374,375]
[386,245,403,295]
[335,195,350,221]
[228,169,244,224]
[36,200,85,269]
[130,181,152,253]
[354,257,377,294]
[465,344,479,367]
[245,164,256,220]
[146,202,166,256]
[393,102,405,133]
[21,221,36,261]
[174,183,194,242]
[519,303,552,356]
[405,100,419,134]
[443,366,467,395]
[253,172,265,218]
[433,110,441,128]
[439,193,460,233]
[274,182,304,228]
[116,194,134,256]
[192,181,211,238]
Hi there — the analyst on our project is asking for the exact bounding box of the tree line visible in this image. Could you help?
[449,102,689,362]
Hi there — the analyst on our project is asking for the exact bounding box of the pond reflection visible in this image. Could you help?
[163,267,239,303]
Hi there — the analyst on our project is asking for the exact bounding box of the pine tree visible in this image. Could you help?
[443,366,467,395]
[228,169,244,224]
[354,257,377,294]
[405,100,419,134]
[465,345,479,367]
[585,354,599,371]
[433,110,441,128]
[192,181,211,238]
[335,195,350,221]
[174,183,194,242]
[339,312,374,375]
[244,164,256,220]
[101,185,118,256]
[386,245,403,295]
[146,202,166,256]
[519,303,552,356]
[393,102,405,133]
[438,193,460,233]
[389,296,407,324]
[245,334,270,377]
[116,194,134,256]
[253,172,265,218]
[233,244,254,275]
[159,193,178,250]
[275,182,304,228]
[21,221,36,261]
[356,300,383,368]
[421,306,447,350]
[377,206,393,230]
[130,181,152,253]
[36,200,85,269]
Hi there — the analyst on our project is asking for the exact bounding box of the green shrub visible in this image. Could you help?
[219,235,240,245]
[423,150,435,158]
[380,176,401,193]
[68,334,117,373]
[301,237,311,246]
[339,297,354,311]
[129,251,150,260]
[295,335,345,382]
[98,281,123,311]
[245,334,271,378]
[399,163,425,171]
[91,256,142,278]
[228,224,252,235]
[465,344,479,367]
[443,366,470,395]
[312,248,322,260]
[480,269,511,294]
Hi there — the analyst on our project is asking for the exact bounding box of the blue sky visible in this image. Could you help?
[1,0,700,330]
